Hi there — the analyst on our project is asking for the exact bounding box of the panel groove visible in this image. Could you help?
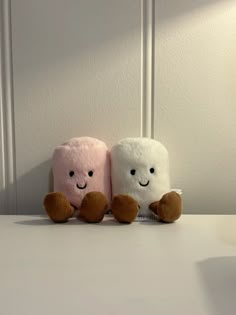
[141,0,155,138]
[0,0,17,214]
[0,53,6,211]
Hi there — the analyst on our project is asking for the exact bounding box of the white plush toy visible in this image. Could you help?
[111,137,182,223]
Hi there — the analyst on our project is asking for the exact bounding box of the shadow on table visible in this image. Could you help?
[14,216,164,226]
[139,220,164,226]
[197,256,236,315]
[14,216,121,226]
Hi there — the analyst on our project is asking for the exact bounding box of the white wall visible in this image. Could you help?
[155,0,236,213]
[0,0,236,214]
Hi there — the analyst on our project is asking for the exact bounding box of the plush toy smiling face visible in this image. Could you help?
[53,137,111,209]
[111,138,171,216]
[129,166,155,188]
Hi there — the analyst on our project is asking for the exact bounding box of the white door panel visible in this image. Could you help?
[11,0,141,213]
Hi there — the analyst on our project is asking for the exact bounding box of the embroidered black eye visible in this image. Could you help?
[150,168,155,174]
[69,171,74,177]
[130,169,136,175]
[88,170,93,177]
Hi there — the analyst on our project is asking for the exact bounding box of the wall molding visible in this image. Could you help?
[141,0,155,138]
[0,0,17,214]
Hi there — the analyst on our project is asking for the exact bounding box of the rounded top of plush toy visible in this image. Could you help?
[111,137,168,163]
[116,137,167,147]
[53,136,109,171]
[61,137,108,150]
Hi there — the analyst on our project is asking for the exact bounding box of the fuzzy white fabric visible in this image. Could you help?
[111,138,171,217]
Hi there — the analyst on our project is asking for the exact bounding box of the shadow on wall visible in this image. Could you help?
[0,160,53,215]
[197,256,236,315]
[19,159,53,214]
[13,0,228,77]
[13,1,140,77]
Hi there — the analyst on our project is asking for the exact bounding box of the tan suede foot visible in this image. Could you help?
[149,191,182,223]
[78,192,108,223]
[111,194,138,224]
[44,192,74,223]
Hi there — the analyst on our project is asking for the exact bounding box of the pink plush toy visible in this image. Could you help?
[44,137,111,223]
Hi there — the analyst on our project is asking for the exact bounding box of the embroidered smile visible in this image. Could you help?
[139,180,149,187]
[76,183,87,190]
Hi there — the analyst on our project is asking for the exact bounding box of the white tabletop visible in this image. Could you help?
[0,215,235,315]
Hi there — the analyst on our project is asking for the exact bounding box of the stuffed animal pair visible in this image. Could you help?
[44,137,182,224]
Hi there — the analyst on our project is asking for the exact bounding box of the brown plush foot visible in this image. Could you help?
[111,194,138,224]
[78,192,108,223]
[149,191,182,223]
[44,192,74,223]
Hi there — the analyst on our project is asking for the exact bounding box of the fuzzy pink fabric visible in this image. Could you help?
[53,137,111,209]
